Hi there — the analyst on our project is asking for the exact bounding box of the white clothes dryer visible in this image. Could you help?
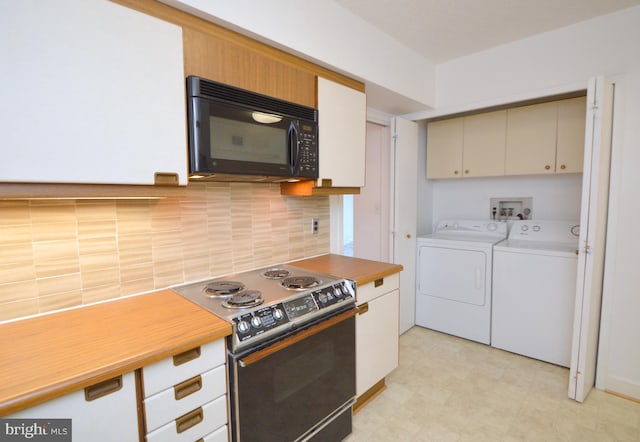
[416,220,507,344]
[492,220,580,367]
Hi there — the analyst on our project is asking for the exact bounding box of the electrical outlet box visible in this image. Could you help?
[312,218,319,234]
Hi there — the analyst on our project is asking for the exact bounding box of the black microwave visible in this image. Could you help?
[186,76,319,182]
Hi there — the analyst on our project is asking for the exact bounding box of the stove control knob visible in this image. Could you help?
[272,308,284,321]
[251,316,262,328]
[318,292,328,304]
[237,320,250,334]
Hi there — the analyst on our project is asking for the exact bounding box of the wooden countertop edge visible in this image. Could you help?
[0,290,231,416]
[354,267,404,286]
[0,330,227,416]
[289,254,403,286]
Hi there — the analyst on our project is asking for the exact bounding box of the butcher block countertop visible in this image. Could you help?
[0,290,231,416]
[290,254,403,286]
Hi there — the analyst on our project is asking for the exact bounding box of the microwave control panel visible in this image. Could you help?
[295,121,318,178]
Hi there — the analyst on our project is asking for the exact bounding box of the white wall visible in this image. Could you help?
[425,174,583,230]
[426,6,640,400]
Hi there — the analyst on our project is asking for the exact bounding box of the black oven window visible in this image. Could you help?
[273,340,334,404]
[233,316,355,441]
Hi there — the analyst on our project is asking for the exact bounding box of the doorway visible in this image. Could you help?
[343,122,391,261]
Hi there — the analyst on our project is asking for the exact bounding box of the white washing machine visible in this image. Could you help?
[416,219,507,344]
[492,220,580,367]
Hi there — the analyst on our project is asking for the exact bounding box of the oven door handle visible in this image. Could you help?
[238,308,357,368]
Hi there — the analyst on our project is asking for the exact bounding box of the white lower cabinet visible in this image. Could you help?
[356,273,400,397]
[9,372,139,442]
[143,339,228,442]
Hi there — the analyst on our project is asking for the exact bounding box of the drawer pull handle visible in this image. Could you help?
[173,346,201,366]
[174,375,202,401]
[374,278,384,288]
[175,407,203,434]
[358,303,369,315]
[84,375,122,402]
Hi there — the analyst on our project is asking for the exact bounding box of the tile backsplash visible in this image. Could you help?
[0,182,330,322]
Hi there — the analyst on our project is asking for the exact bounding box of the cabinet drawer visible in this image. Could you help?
[357,273,399,305]
[146,395,227,442]
[144,339,225,397]
[145,365,227,433]
[202,425,229,442]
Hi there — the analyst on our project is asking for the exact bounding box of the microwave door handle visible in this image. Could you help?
[288,122,299,174]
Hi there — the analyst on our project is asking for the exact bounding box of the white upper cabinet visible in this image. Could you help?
[463,110,506,177]
[556,96,587,174]
[317,77,366,188]
[426,118,464,179]
[505,101,558,175]
[426,110,506,179]
[0,0,187,185]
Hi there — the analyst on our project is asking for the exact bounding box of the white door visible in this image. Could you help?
[392,117,418,334]
[353,122,391,261]
[568,77,615,402]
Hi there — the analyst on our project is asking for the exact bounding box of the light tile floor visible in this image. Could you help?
[347,327,640,441]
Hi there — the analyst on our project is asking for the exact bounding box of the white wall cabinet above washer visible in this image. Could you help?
[0,0,187,185]
[426,110,506,179]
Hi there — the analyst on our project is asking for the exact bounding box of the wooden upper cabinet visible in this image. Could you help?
[506,101,558,175]
[426,118,464,179]
[182,27,316,108]
[556,96,587,174]
[463,110,506,177]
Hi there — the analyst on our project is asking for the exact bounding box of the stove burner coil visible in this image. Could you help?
[261,268,291,279]
[281,276,321,290]
[222,290,264,309]
[203,280,245,298]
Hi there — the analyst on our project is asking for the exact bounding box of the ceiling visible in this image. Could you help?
[334,0,640,63]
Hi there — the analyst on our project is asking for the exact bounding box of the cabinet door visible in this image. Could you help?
[505,101,558,175]
[9,372,139,442]
[556,96,587,174]
[426,118,463,179]
[462,110,506,177]
[317,77,366,187]
[183,27,316,108]
[0,0,187,185]
[356,289,399,397]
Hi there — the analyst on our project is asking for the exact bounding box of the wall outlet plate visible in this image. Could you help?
[312,217,319,234]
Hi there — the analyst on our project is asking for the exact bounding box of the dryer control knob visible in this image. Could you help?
[521,225,529,231]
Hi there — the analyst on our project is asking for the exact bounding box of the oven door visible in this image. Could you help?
[229,309,356,442]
